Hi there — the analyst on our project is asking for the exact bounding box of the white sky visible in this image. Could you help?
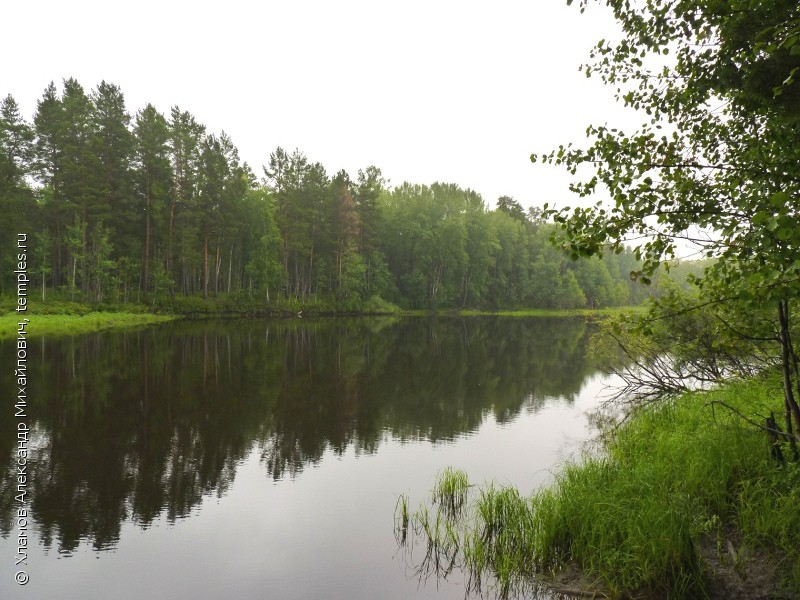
[2,0,635,211]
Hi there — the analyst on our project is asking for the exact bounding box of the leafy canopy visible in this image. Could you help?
[534,0,800,304]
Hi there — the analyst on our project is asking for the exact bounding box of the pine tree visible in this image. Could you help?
[0,94,36,292]
[91,81,134,256]
[133,104,172,294]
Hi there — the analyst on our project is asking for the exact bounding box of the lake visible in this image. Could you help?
[1,316,615,599]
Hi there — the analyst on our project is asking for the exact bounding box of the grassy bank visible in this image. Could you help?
[0,311,176,339]
[398,375,800,598]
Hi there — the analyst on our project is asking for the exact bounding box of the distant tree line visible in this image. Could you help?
[1,79,653,310]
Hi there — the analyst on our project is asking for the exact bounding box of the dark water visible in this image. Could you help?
[0,316,613,599]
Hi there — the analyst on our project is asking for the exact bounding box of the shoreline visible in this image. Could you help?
[399,374,799,599]
[0,303,641,339]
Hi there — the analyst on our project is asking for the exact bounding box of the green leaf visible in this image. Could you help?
[770,191,790,208]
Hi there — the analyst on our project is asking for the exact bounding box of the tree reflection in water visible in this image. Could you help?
[0,316,596,554]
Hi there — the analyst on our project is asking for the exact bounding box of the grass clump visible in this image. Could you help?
[467,486,537,596]
[394,494,410,545]
[530,456,702,597]
[432,467,470,518]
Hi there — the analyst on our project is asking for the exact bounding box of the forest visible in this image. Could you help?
[0,79,657,312]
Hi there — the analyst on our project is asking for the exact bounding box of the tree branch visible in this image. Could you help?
[707,400,796,440]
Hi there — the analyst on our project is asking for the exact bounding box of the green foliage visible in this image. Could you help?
[0,94,36,295]
[149,260,173,307]
[7,78,657,313]
[587,282,781,407]
[536,0,800,502]
[536,1,800,306]
[360,294,400,314]
[133,102,172,292]
[32,230,52,301]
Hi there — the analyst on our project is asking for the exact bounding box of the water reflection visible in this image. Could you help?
[0,317,595,555]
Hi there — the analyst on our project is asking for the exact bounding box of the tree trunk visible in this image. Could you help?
[54,213,62,287]
[203,234,209,300]
[767,413,789,463]
[167,202,175,279]
[214,237,221,298]
[228,244,233,293]
[777,300,800,445]
[71,256,77,301]
[144,180,151,294]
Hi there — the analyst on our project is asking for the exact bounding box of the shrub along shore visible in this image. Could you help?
[398,374,800,599]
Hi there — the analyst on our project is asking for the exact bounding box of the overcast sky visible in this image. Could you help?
[3,0,633,210]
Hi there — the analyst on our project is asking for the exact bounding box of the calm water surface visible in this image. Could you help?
[1,317,614,599]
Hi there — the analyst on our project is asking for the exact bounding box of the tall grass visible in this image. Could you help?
[394,493,410,545]
[432,467,470,518]
[0,311,175,339]
[736,460,800,588]
[398,375,800,598]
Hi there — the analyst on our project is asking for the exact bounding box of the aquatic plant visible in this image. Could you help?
[432,467,470,519]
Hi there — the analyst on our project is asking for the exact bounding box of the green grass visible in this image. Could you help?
[432,467,471,518]
[528,377,800,597]
[0,311,176,339]
[399,375,800,598]
[395,494,410,545]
